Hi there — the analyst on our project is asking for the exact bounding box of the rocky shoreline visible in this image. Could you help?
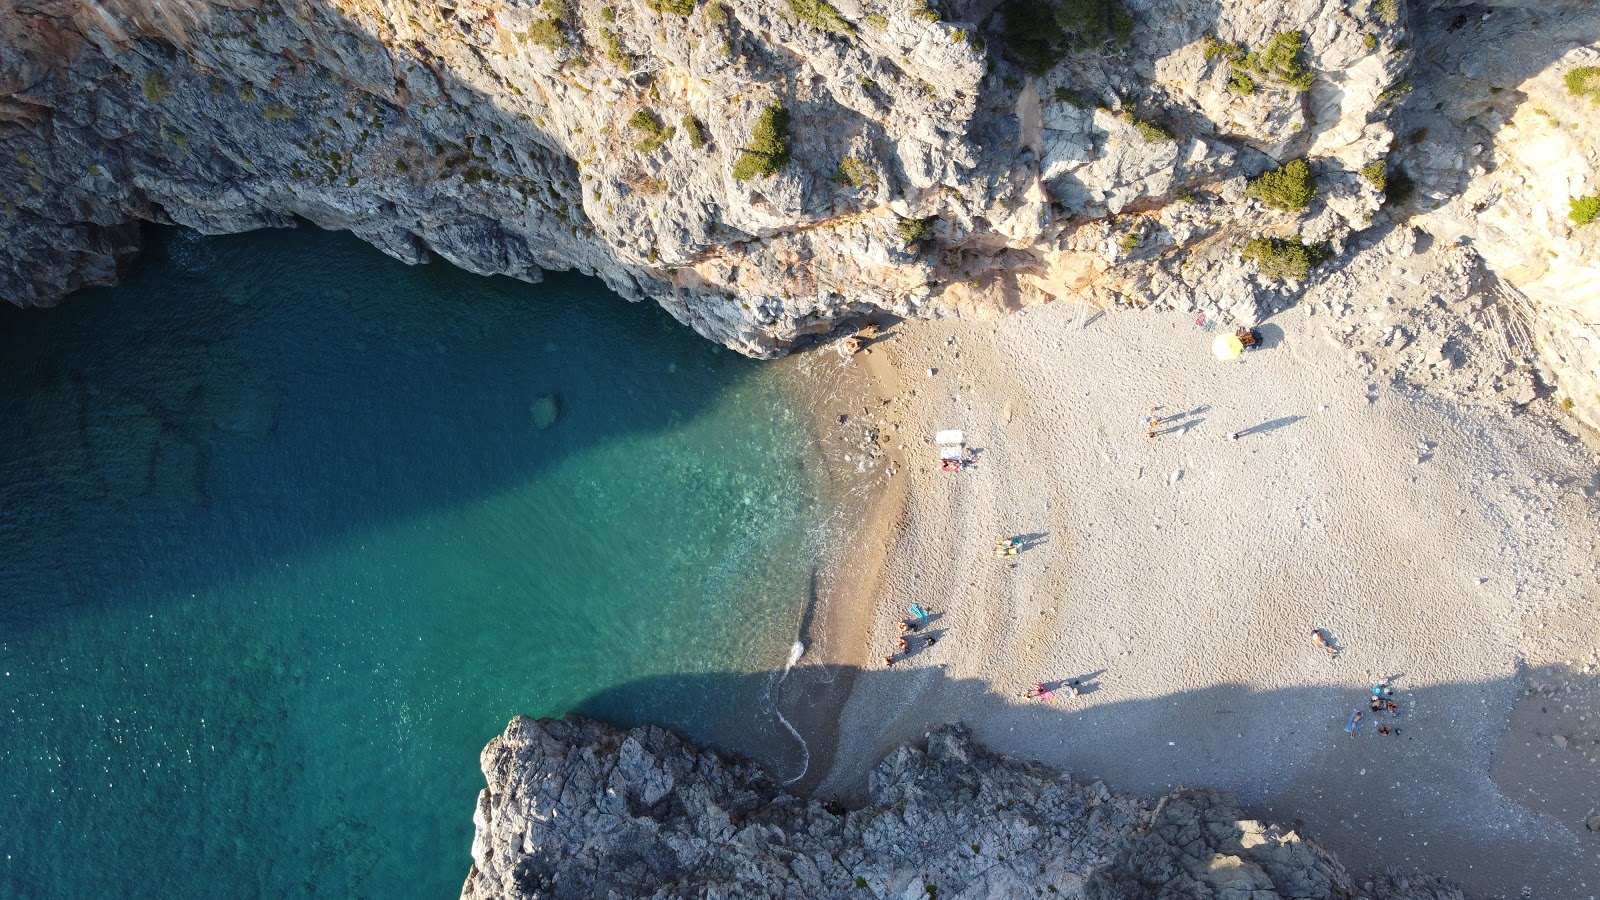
[462,715,1464,900]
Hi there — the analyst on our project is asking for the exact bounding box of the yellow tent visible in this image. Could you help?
[1212,332,1244,361]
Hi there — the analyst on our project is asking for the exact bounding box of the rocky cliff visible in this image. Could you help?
[461,715,1463,900]
[0,0,1596,426]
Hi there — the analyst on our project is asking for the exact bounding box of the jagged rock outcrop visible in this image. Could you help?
[461,715,1462,900]
[0,0,1402,359]
[1,0,1595,427]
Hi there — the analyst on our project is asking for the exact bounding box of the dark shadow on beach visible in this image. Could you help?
[570,661,1600,900]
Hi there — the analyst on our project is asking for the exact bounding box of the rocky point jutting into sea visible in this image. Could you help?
[461,715,1467,900]
[2,0,1599,427]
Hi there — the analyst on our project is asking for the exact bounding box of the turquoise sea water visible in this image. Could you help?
[0,227,824,897]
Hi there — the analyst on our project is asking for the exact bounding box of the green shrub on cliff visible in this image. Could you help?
[1246,158,1316,211]
[1359,159,1387,192]
[646,0,697,15]
[1570,195,1600,227]
[732,105,791,180]
[1383,169,1414,207]
[1242,236,1325,280]
[835,156,877,189]
[1250,31,1314,91]
[1001,0,1133,74]
[629,109,675,153]
[1055,0,1134,47]
[525,17,568,50]
[896,216,934,247]
[682,115,709,149]
[600,28,631,66]
[1119,110,1174,142]
[142,72,172,104]
[1209,31,1312,94]
[787,0,851,35]
[1565,67,1600,103]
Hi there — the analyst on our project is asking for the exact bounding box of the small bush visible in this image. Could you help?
[705,1,729,25]
[1565,67,1600,103]
[1376,0,1400,26]
[910,0,940,23]
[1363,33,1378,51]
[1202,35,1243,63]
[142,72,172,103]
[525,17,568,50]
[787,0,851,35]
[600,28,631,66]
[732,105,791,180]
[1384,169,1414,207]
[683,115,709,149]
[629,109,675,153]
[1054,86,1087,107]
[262,102,294,121]
[1227,71,1256,95]
[646,0,697,14]
[1119,110,1173,142]
[1570,195,1600,226]
[1002,0,1067,74]
[897,216,933,246]
[1242,236,1325,280]
[1118,231,1140,254]
[239,83,258,103]
[855,876,868,889]
[835,156,877,188]
[1056,0,1134,48]
[863,12,888,30]
[1246,158,1316,211]
[1359,159,1387,192]
[1254,31,1313,91]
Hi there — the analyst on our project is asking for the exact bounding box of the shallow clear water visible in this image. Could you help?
[0,227,824,897]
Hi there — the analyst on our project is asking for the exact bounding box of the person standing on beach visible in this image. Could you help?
[1346,710,1364,739]
[884,655,896,668]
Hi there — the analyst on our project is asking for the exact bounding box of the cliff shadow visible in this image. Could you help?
[0,223,810,630]
[570,661,1600,900]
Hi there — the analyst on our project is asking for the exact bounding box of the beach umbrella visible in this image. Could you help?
[1212,332,1244,361]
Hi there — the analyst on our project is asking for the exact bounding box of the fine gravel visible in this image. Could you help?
[805,301,1600,899]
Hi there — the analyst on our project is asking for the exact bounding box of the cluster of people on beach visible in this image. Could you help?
[1346,683,1403,739]
[883,609,937,668]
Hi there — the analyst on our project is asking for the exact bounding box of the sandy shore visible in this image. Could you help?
[798,302,1600,898]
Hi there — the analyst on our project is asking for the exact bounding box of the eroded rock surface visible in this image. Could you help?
[0,0,1596,422]
[461,716,1462,900]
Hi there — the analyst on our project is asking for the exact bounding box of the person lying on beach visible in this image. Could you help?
[884,655,895,668]
[1377,724,1394,737]
[896,638,909,653]
[1370,695,1386,713]
[898,621,909,635]
[1312,630,1339,659]
[1385,699,1399,716]
[1346,710,1364,738]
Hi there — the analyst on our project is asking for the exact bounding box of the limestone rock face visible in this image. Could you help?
[0,0,1402,357]
[2,0,1597,429]
[460,716,1461,900]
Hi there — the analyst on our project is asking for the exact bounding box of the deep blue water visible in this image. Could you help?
[0,227,824,897]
